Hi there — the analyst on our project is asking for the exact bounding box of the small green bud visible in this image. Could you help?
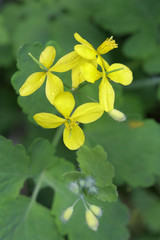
[89,186,97,194]
[85,209,99,231]
[85,177,95,188]
[61,206,74,222]
[69,182,79,194]
[79,179,86,187]
[108,109,126,122]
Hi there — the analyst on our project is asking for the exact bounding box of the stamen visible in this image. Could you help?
[97,36,118,55]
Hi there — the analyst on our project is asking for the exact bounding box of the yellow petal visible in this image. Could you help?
[19,72,46,96]
[50,51,80,72]
[80,62,102,83]
[97,36,118,55]
[63,124,85,150]
[101,57,110,71]
[74,44,97,60]
[33,113,65,128]
[99,77,115,112]
[45,72,64,105]
[39,46,56,69]
[71,103,104,123]
[97,55,110,71]
[72,65,85,88]
[54,92,75,118]
[107,63,133,85]
[74,33,94,49]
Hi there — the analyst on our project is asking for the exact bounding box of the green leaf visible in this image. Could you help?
[132,236,160,240]
[94,0,140,35]
[63,170,86,182]
[52,183,129,240]
[85,118,160,187]
[28,138,58,177]
[122,30,157,59]
[77,145,115,188]
[0,136,30,203]
[132,189,160,234]
[44,157,75,183]
[50,14,106,52]
[96,184,118,202]
[143,47,160,74]
[0,15,10,45]
[0,196,63,240]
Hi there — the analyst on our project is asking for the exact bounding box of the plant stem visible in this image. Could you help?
[24,171,44,219]
[52,125,64,147]
[106,67,124,75]
[28,52,48,71]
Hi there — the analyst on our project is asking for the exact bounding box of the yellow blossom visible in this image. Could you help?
[51,50,99,88]
[19,46,64,105]
[74,32,118,70]
[33,92,104,150]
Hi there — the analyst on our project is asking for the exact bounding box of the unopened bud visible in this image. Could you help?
[108,109,126,122]
[89,186,97,194]
[79,179,85,187]
[85,209,99,231]
[69,182,79,194]
[85,177,95,188]
[61,206,74,222]
[89,205,102,217]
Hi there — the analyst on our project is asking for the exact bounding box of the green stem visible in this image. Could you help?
[80,194,88,210]
[24,172,44,219]
[75,90,97,102]
[28,52,48,72]
[52,125,64,147]
[106,67,124,75]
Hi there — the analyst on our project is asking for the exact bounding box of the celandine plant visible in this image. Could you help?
[7,32,133,238]
[19,33,133,151]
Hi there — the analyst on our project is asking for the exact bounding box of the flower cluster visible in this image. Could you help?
[61,177,102,231]
[19,33,133,150]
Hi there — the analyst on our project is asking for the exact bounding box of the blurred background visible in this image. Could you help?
[1,0,160,145]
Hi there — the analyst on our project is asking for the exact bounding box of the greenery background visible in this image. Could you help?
[0,0,160,239]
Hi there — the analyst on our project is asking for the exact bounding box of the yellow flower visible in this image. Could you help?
[51,50,99,88]
[74,32,118,70]
[51,32,116,88]
[33,92,104,150]
[19,46,64,105]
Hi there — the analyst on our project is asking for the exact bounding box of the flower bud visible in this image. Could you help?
[89,186,97,194]
[85,209,99,231]
[69,182,79,194]
[89,205,102,217]
[79,179,86,187]
[108,109,126,122]
[61,206,74,222]
[85,177,95,188]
